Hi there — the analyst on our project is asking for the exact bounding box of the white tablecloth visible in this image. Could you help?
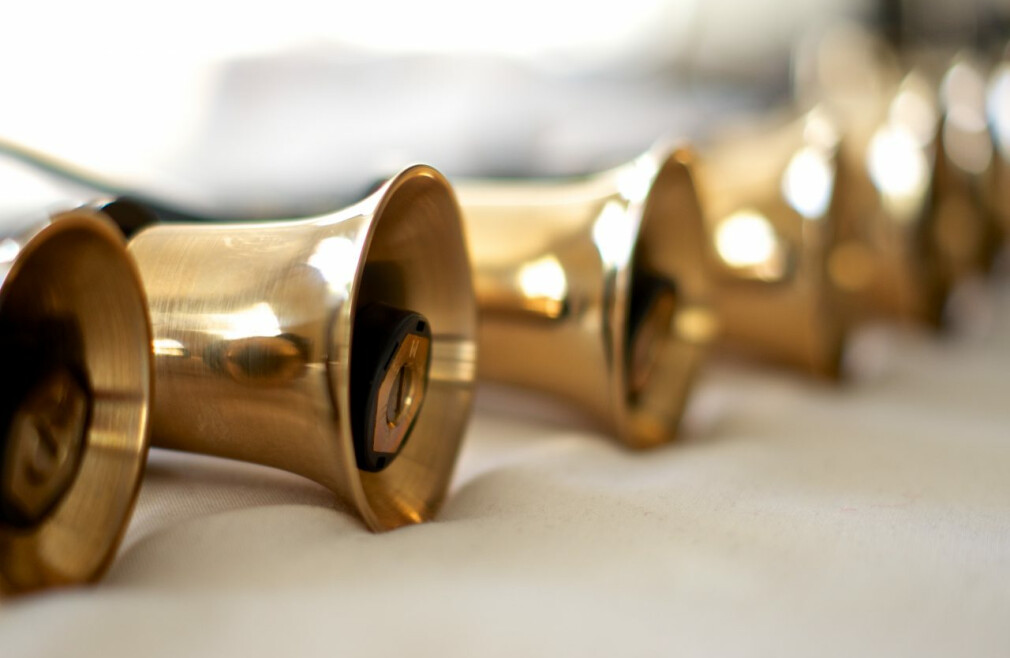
[3,280,1009,657]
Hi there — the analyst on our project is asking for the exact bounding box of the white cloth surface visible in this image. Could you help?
[2,283,1010,657]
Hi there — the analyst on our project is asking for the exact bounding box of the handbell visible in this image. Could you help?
[1,205,151,593]
[830,70,982,325]
[456,148,716,449]
[127,165,477,530]
[690,108,848,377]
[796,25,992,325]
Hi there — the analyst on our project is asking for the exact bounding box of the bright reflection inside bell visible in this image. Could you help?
[152,337,188,357]
[889,89,938,147]
[867,125,929,219]
[517,255,568,303]
[0,238,20,264]
[782,146,834,218]
[987,67,1010,161]
[616,153,658,204]
[217,302,282,340]
[715,210,778,268]
[592,200,635,267]
[308,235,358,294]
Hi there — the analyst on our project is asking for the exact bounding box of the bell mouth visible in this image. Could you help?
[339,165,477,530]
[615,151,715,449]
[0,211,151,593]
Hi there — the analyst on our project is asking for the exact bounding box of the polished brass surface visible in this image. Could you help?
[832,73,948,324]
[798,26,993,325]
[2,367,89,526]
[128,165,476,531]
[373,332,429,456]
[457,148,715,449]
[691,109,847,377]
[0,209,151,594]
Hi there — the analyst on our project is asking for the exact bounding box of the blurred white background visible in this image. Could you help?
[0,0,873,209]
[1,0,1007,211]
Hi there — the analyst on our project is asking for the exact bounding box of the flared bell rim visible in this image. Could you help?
[328,164,477,531]
[607,147,715,448]
[0,209,152,594]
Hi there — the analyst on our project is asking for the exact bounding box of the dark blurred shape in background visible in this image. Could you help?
[0,0,1008,216]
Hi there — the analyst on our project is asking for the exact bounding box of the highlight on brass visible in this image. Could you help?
[691,108,848,377]
[0,207,151,595]
[797,24,993,326]
[457,147,716,449]
[127,164,477,531]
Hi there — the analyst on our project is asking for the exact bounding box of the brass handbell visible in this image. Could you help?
[127,165,477,531]
[830,71,986,325]
[690,109,848,377]
[1,204,151,594]
[456,148,716,448]
[797,25,992,325]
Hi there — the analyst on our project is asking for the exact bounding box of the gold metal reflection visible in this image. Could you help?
[799,26,997,325]
[457,147,714,448]
[0,206,151,595]
[127,165,477,531]
[691,109,847,377]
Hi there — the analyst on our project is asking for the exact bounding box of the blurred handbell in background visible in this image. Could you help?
[457,147,714,448]
[690,108,848,377]
[797,27,968,325]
